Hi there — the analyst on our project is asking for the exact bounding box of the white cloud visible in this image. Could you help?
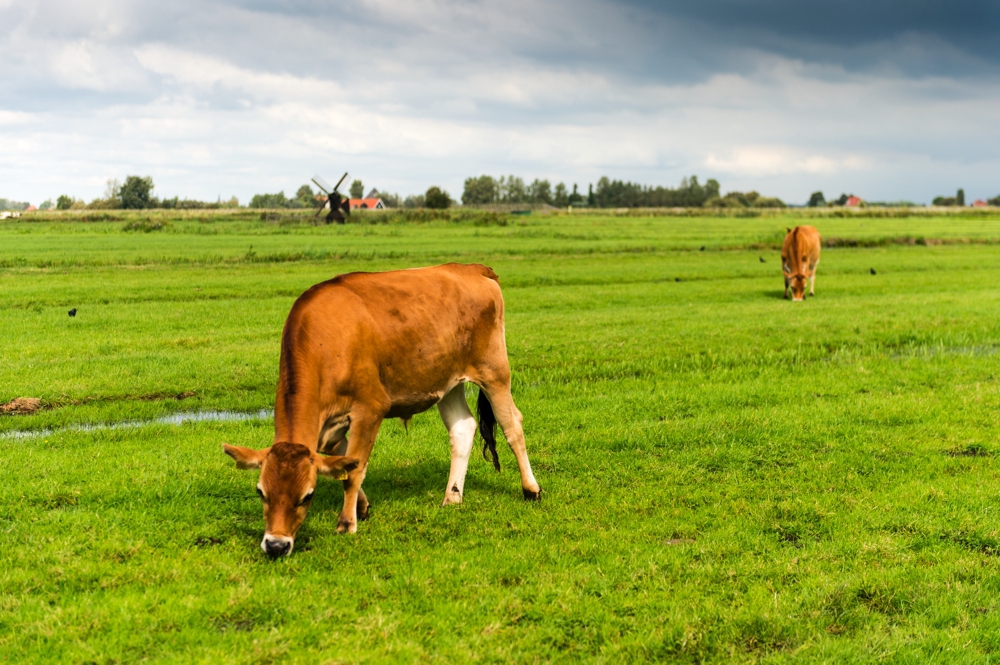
[705,146,870,176]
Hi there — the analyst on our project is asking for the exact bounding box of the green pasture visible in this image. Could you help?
[4,211,1000,662]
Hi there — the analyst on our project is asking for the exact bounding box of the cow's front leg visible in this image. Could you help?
[438,384,477,506]
[338,414,383,534]
[783,275,790,300]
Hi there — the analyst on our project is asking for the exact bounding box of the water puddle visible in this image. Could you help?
[1,409,273,441]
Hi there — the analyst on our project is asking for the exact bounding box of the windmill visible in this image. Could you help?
[311,172,351,224]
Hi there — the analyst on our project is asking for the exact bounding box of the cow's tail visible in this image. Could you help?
[477,389,501,472]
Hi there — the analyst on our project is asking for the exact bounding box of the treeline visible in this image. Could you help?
[54,177,239,211]
[0,197,32,211]
[931,188,999,207]
[246,180,449,210]
[461,174,786,208]
[808,188,1000,208]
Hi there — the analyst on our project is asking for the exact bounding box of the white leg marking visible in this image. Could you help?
[437,384,477,506]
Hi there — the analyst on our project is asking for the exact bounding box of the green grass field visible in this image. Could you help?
[4,211,1000,663]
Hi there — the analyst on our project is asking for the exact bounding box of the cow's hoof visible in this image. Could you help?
[522,488,541,501]
[336,519,357,534]
[357,503,370,521]
[441,493,463,507]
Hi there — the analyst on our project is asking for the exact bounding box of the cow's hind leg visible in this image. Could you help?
[438,384,477,506]
[337,412,383,534]
[809,260,819,296]
[480,383,541,500]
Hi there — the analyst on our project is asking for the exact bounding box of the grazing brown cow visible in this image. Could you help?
[223,263,541,557]
[782,226,821,301]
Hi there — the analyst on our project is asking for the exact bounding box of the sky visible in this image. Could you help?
[1,0,998,205]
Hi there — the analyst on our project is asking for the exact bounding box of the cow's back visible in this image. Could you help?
[782,226,821,276]
[278,263,506,427]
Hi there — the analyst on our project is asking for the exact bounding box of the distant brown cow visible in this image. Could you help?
[782,226,821,301]
[223,263,541,557]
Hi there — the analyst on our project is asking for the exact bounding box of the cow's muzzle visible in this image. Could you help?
[262,534,294,557]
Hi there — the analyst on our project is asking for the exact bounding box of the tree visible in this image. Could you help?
[350,180,364,199]
[56,195,74,210]
[120,176,154,209]
[424,186,451,209]
[568,184,583,206]
[587,183,595,206]
[462,175,497,205]
[104,178,121,201]
[296,184,316,208]
[499,176,527,203]
[553,183,568,207]
[808,191,826,207]
[957,188,965,206]
[529,179,552,204]
[39,199,54,210]
[249,191,290,208]
[705,179,720,200]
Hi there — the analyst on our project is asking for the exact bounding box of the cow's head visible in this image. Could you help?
[789,274,808,301]
[223,441,359,557]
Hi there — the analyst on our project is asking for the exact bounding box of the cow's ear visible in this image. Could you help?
[223,444,270,470]
[316,455,360,480]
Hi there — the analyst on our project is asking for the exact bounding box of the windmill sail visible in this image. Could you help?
[312,174,331,194]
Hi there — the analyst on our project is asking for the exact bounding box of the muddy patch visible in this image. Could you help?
[1,398,42,415]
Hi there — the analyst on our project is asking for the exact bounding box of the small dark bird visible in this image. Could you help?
[700,246,706,251]
[870,268,876,275]
[759,256,766,263]
[68,308,77,317]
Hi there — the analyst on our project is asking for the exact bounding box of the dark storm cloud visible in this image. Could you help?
[624,0,1000,73]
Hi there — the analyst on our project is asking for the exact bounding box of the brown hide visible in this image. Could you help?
[781,226,821,301]
[227,262,539,551]
[274,263,509,447]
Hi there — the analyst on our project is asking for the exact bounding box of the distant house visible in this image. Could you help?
[973,199,988,208]
[845,196,863,207]
[25,205,37,211]
[349,197,386,210]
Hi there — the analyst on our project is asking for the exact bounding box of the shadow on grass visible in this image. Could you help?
[363,457,523,502]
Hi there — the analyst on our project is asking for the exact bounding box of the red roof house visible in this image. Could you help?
[349,198,386,210]
[973,199,988,208]
[845,196,863,207]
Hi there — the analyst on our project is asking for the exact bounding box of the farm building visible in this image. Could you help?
[349,197,386,210]
[973,199,988,207]
[845,195,863,207]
